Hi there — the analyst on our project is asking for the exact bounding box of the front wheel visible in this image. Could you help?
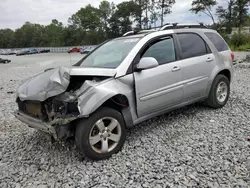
[75,107,126,160]
[206,74,230,108]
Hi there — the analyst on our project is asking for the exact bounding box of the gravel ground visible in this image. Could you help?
[0,52,250,188]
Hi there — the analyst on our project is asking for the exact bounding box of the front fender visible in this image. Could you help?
[76,77,134,117]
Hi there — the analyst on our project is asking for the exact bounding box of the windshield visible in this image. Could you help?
[80,38,140,68]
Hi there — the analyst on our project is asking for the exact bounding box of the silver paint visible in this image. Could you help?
[17,67,70,101]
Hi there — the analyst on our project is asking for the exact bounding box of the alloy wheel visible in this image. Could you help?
[89,117,122,153]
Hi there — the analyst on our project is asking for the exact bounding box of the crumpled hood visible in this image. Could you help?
[17,67,70,101]
[17,67,116,101]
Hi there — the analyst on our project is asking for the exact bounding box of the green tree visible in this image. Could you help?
[0,29,14,48]
[133,0,145,29]
[157,0,176,26]
[233,0,250,33]
[0,0,177,48]
[108,1,138,37]
[68,4,104,44]
[62,26,83,46]
[43,19,64,46]
[99,0,113,39]
[149,0,160,28]
[216,0,236,33]
[99,1,112,29]
[68,4,101,31]
[190,0,217,25]
[13,22,45,47]
[134,0,155,29]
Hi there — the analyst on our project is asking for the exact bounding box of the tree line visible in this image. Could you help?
[0,0,176,48]
[0,0,249,49]
[190,0,250,34]
[191,0,250,50]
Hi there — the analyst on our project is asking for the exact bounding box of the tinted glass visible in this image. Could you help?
[80,38,140,68]
[178,33,207,59]
[205,32,229,52]
[142,37,176,65]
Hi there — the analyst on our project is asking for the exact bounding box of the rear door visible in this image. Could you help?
[134,36,183,117]
[176,33,215,101]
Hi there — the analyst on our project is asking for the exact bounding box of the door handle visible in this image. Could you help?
[172,66,181,72]
[206,57,213,62]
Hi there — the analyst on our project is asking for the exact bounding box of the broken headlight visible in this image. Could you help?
[52,98,79,117]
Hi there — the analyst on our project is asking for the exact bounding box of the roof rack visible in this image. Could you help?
[122,28,158,37]
[122,23,207,36]
[123,31,135,36]
[160,23,207,30]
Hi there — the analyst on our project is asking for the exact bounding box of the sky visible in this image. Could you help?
[0,0,222,30]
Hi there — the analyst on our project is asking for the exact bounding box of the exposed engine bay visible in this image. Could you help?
[16,75,109,124]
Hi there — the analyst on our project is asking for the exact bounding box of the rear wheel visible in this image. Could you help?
[206,74,230,108]
[75,107,126,160]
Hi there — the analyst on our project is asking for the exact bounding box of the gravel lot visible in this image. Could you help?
[0,52,250,188]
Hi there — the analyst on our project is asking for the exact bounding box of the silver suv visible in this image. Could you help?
[15,24,234,160]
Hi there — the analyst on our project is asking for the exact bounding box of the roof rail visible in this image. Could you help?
[122,23,207,36]
[122,28,157,37]
[160,23,207,30]
[123,31,135,37]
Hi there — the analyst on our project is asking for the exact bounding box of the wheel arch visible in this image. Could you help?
[217,69,231,82]
[94,94,134,129]
[78,92,134,128]
[206,68,232,97]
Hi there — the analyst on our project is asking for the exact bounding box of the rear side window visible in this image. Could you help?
[177,33,207,59]
[142,37,176,65]
[205,32,229,52]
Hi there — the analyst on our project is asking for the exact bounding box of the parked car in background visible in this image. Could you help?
[0,58,11,64]
[39,49,50,53]
[80,46,94,54]
[80,47,86,54]
[28,49,38,54]
[0,49,12,55]
[0,50,5,55]
[12,50,18,54]
[5,50,16,55]
[68,47,80,53]
[16,49,30,56]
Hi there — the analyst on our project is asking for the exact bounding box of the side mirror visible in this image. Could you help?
[135,57,159,71]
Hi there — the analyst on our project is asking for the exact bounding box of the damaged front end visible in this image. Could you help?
[15,67,114,140]
[15,92,79,140]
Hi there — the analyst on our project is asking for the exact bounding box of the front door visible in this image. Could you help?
[134,36,183,117]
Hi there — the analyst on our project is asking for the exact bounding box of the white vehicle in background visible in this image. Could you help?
[80,46,96,54]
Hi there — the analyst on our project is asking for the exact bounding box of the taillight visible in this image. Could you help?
[231,52,235,62]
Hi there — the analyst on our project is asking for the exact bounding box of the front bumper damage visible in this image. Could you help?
[15,92,80,140]
[15,67,116,139]
[14,110,57,137]
[14,110,78,140]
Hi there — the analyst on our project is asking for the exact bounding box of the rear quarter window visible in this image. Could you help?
[205,32,229,52]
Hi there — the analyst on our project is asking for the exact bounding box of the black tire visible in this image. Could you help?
[206,74,230,108]
[75,107,126,160]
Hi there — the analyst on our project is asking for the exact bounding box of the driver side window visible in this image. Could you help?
[142,37,176,65]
